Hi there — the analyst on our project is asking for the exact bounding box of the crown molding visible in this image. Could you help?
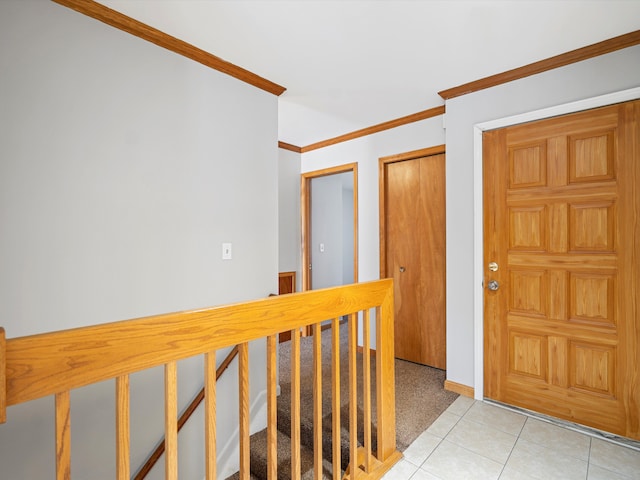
[278,141,302,153]
[301,106,445,153]
[439,29,640,100]
[52,0,286,96]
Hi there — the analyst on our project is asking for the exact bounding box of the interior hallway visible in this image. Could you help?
[382,396,640,480]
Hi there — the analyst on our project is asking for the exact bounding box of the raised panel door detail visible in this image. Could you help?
[569,272,616,326]
[509,142,547,188]
[484,100,639,440]
[549,336,568,387]
[509,331,547,380]
[510,270,547,316]
[509,206,547,251]
[569,130,615,183]
[570,342,616,398]
[549,270,567,321]
[569,202,616,252]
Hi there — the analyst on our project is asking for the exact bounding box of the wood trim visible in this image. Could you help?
[52,0,286,96]
[439,30,640,100]
[379,145,446,165]
[301,163,359,291]
[278,271,296,292]
[301,106,445,153]
[444,380,474,398]
[0,328,5,424]
[278,141,302,153]
[378,145,446,279]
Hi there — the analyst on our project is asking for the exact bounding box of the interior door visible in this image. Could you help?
[483,100,640,440]
[382,151,446,368]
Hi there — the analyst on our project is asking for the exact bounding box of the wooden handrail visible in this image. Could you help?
[1,279,400,479]
[133,345,239,480]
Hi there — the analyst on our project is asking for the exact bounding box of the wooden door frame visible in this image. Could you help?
[301,163,358,291]
[378,145,446,279]
[473,87,640,401]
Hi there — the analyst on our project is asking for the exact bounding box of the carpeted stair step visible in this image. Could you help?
[276,388,377,471]
[239,428,333,480]
[224,472,260,480]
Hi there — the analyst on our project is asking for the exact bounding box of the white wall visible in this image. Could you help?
[444,44,640,390]
[0,1,278,479]
[278,148,302,290]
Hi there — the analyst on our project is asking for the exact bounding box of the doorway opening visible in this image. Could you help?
[301,163,358,291]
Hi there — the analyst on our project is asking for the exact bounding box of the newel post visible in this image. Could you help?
[375,280,397,461]
[1,327,6,424]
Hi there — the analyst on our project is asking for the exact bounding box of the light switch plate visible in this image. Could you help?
[222,243,232,260]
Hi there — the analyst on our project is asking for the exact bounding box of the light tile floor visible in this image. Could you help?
[382,396,640,480]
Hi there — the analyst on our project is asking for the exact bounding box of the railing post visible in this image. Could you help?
[0,328,5,424]
[375,281,397,461]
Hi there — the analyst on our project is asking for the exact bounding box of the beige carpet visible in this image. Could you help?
[278,322,458,451]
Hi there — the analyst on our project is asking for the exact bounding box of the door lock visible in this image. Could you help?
[488,262,499,272]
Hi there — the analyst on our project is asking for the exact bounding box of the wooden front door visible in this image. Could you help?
[381,149,446,369]
[483,100,640,439]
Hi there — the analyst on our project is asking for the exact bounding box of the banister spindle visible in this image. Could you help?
[362,309,372,472]
[331,318,341,480]
[266,335,278,480]
[116,375,130,480]
[312,322,323,479]
[376,295,397,461]
[204,351,216,480]
[238,342,250,480]
[291,328,301,480]
[165,361,178,480]
[55,391,71,480]
[348,313,358,477]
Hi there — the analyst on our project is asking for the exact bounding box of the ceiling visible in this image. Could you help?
[98,0,640,148]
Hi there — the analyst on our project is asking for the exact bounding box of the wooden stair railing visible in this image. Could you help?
[133,345,239,480]
[0,279,401,480]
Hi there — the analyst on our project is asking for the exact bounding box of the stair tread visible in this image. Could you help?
[248,428,333,480]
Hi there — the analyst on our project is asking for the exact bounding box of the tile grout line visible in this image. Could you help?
[585,437,592,480]
[495,410,529,479]
[412,407,468,478]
